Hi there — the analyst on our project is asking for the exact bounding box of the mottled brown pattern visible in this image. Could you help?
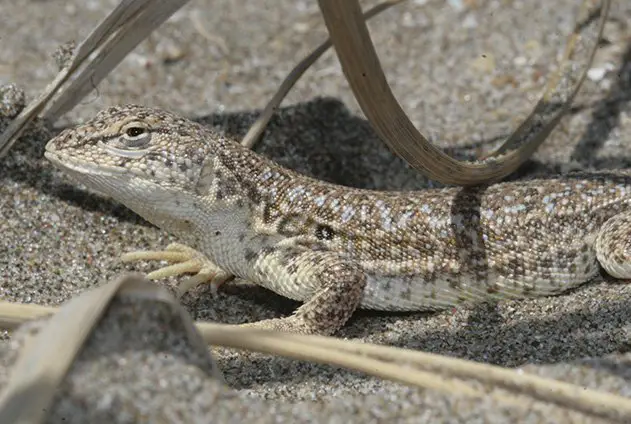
[45,105,631,334]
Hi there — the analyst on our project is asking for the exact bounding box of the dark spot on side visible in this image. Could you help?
[315,224,335,241]
[260,246,278,256]
[286,261,300,275]
[244,249,257,262]
[248,188,262,204]
[215,230,221,236]
[217,178,238,198]
[263,204,273,224]
[277,214,308,237]
[235,179,260,204]
[238,233,246,242]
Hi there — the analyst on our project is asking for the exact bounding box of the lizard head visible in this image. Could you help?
[45,104,214,190]
[44,104,225,229]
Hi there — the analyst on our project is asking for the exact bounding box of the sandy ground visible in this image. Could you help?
[1,0,631,422]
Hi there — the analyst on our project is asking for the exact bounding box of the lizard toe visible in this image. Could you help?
[121,243,232,295]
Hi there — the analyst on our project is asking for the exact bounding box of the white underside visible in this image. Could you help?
[358,270,598,311]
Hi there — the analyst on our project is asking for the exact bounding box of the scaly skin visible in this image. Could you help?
[45,105,631,335]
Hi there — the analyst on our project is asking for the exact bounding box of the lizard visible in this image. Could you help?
[44,104,631,335]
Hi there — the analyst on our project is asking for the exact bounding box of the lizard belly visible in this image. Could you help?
[358,264,600,311]
[359,273,470,311]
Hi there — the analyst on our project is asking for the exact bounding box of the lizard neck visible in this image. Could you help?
[209,137,310,205]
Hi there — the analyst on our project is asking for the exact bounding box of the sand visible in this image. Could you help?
[1,0,631,422]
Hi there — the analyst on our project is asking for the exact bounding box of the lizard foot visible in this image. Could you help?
[120,242,232,297]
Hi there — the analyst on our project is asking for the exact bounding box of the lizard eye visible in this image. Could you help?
[125,127,145,138]
[100,122,152,158]
[120,123,151,149]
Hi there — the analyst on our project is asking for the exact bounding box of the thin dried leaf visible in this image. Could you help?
[241,0,406,148]
[1,282,631,422]
[0,274,219,424]
[315,0,610,185]
[0,0,190,158]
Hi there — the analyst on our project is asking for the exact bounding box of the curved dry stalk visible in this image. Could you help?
[237,329,631,422]
[0,0,192,159]
[487,0,609,158]
[2,286,631,422]
[0,275,217,424]
[311,0,610,185]
[240,0,408,149]
[1,0,608,189]
[0,276,147,424]
[198,324,631,422]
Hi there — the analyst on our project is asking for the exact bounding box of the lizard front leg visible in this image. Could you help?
[242,246,367,335]
[121,242,232,296]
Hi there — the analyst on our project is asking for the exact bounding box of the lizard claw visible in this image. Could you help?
[120,242,232,297]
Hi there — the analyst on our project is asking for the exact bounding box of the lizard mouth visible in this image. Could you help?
[44,149,126,177]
